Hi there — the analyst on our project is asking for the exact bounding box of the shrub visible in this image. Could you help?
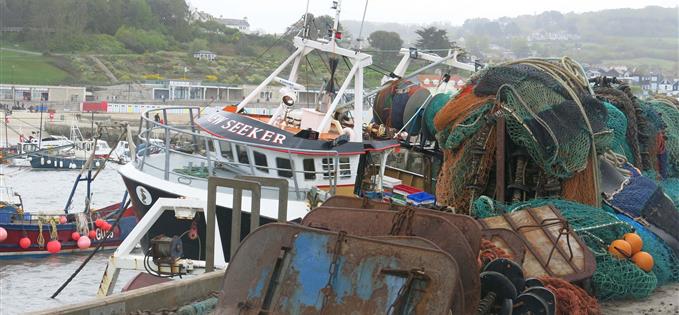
[115,25,168,53]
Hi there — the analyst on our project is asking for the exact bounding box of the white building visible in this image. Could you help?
[193,50,216,61]
[218,17,250,33]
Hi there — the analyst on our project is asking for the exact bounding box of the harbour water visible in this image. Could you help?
[0,165,137,314]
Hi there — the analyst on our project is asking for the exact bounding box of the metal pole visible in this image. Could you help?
[38,106,43,148]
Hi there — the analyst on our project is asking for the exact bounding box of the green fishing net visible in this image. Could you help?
[471,197,664,300]
[437,103,494,150]
[649,100,679,176]
[604,102,635,163]
[472,62,610,178]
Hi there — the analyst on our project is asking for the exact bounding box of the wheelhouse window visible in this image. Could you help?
[303,159,316,180]
[236,145,249,164]
[276,158,293,178]
[254,151,268,173]
[321,157,351,179]
[219,141,234,161]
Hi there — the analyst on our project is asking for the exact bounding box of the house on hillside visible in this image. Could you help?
[659,79,674,93]
[193,50,216,61]
[218,17,250,33]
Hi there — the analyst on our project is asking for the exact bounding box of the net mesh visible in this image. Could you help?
[648,100,679,177]
[437,103,494,150]
[604,102,635,162]
[594,87,642,165]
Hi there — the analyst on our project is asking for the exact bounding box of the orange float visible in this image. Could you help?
[631,251,654,272]
[623,233,643,254]
[608,239,632,259]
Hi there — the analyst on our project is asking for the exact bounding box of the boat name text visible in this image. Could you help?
[206,113,286,145]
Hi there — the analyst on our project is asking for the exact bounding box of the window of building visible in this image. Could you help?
[303,159,316,180]
[254,151,268,173]
[276,158,293,178]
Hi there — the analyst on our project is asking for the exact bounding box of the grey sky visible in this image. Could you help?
[189,0,678,33]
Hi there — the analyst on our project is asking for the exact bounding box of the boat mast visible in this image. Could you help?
[236,0,371,142]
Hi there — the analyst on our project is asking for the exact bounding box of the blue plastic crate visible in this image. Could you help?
[407,192,436,204]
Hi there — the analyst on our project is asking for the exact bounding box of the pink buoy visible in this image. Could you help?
[19,237,31,249]
[77,236,91,249]
[71,232,81,241]
[0,227,7,242]
[47,240,61,254]
[59,216,67,224]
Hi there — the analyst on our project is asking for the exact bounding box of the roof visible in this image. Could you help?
[218,18,250,27]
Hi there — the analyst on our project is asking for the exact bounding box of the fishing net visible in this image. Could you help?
[637,100,663,172]
[657,178,679,207]
[437,103,494,150]
[648,100,679,177]
[594,87,642,165]
[471,60,610,178]
[604,102,635,162]
[538,276,601,315]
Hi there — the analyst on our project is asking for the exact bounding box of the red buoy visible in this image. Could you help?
[77,236,91,249]
[47,240,61,254]
[71,232,81,241]
[19,237,31,249]
[95,219,104,227]
[59,216,67,224]
[0,227,7,242]
[102,223,112,232]
[88,230,96,239]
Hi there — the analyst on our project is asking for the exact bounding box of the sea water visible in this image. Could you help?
[0,165,138,314]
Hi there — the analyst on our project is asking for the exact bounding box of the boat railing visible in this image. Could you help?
[136,107,344,196]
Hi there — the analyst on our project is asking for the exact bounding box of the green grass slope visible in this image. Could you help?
[0,50,73,85]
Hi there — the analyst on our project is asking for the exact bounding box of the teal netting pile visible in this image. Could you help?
[472,197,661,300]
[437,103,494,150]
[604,102,635,162]
[657,178,679,207]
[472,61,610,179]
[649,100,679,176]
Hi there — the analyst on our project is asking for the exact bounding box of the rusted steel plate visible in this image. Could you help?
[321,196,482,257]
[481,228,527,265]
[216,224,460,315]
[302,206,479,314]
[479,205,596,282]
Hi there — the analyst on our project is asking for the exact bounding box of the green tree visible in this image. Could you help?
[126,0,157,30]
[148,0,191,41]
[368,31,403,51]
[510,37,530,58]
[415,27,450,50]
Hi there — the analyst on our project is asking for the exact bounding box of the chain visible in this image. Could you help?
[390,208,415,235]
[320,231,347,312]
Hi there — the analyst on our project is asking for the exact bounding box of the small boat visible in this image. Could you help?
[0,202,137,258]
[0,162,136,257]
[29,123,110,170]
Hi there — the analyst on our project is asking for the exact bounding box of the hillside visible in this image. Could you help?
[0,2,676,88]
[345,6,678,75]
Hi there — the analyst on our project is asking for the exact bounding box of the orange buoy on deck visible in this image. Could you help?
[623,233,643,254]
[631,251,654,272]
[608,239,632,259]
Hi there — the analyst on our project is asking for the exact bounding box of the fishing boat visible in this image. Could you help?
[28,123,109,170]
[116,2,415,259]
[0,160,136,257]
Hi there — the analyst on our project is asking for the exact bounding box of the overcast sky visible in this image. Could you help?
[188,0,677,33]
